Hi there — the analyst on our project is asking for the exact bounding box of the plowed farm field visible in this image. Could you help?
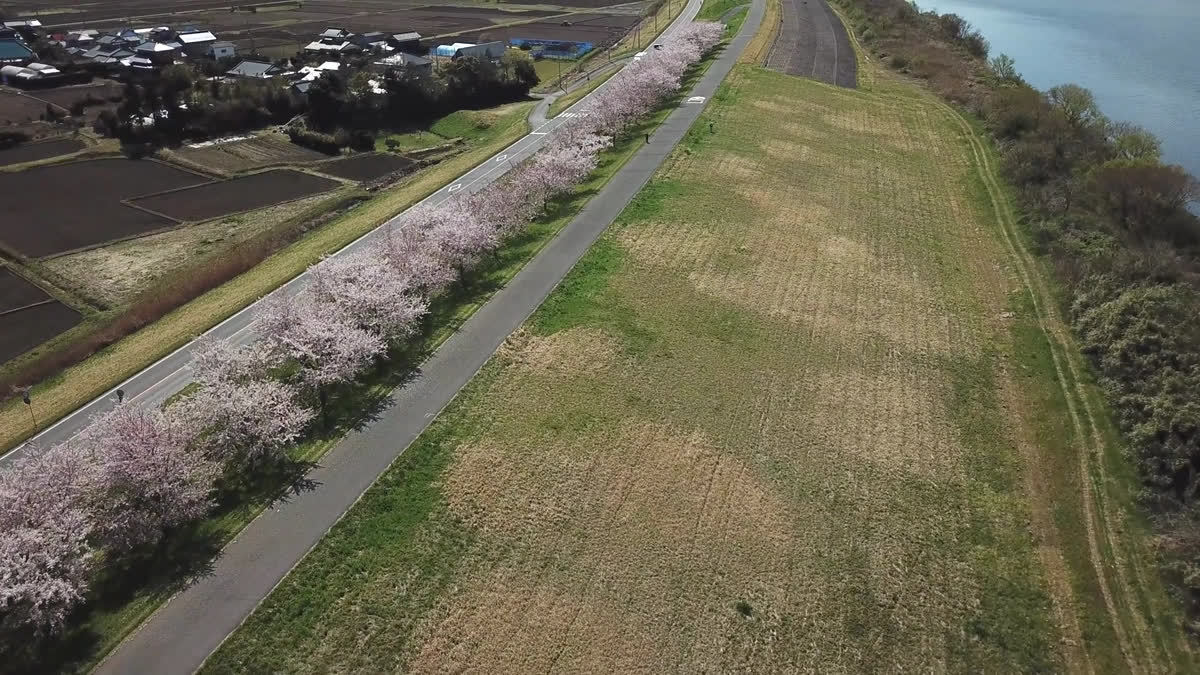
[202,58,1191,673]
[129,169,339,222]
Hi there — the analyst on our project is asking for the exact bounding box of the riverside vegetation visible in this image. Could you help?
[834,0,1200,642]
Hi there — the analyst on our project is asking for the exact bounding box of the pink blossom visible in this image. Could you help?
[309,251,429,343]
[174,379,314,464]
[0,446,96,633]
[72,404,218,552]
[258,291,386,391]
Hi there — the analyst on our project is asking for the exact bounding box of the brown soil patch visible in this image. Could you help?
[499,327,621,376]
[432,423,798,670]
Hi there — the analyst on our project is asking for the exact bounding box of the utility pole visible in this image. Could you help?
[21,387,36,431]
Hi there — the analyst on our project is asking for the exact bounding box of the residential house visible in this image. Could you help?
[177,29,218,57]
[134,40,177,66]
[351,31,391,53]
[303,39,360,55]
[3,20,41,42]
[373,51,432,75]
[208,41,236,60]
[452,40,506,61]
[319,28,352,42]
[290,79,313,98]
[305,26,362,56]
[225,59,282,79]
[65,30,98,47]
[389,32,422,54]
[296,60,341,81]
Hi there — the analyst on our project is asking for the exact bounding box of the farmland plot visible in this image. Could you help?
[0,267,79,363]
[172,134,331,174]
[0,138,84,167]
[129,169,339,222]
[0,158,208,257]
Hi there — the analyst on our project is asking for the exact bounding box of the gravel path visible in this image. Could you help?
[766,0,856,87]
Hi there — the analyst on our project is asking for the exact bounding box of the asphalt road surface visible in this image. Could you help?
[1,2,707,469]
[767,0,857,88]
[93,0,766,671]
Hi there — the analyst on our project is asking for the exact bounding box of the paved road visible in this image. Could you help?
[766,0,856,87]
[0,2,705,468]
[93,0,767,672]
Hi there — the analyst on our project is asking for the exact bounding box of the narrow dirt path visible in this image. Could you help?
[936,98,1165,672]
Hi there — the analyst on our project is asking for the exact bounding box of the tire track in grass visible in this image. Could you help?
[931,97,1164,672]
[825,11,1103,670]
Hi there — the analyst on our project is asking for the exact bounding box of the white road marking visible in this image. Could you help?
[687,96,706,103]
[494,154,508,162]
[448,183,463,192]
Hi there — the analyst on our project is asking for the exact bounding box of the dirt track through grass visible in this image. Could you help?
[197,49,1200,669]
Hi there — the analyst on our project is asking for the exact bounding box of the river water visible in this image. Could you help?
[926,0,1200,181]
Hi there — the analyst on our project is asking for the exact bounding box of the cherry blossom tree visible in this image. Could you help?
[0,447,96,634]
[308,252,429,343]
[174,379,313,466]
[73,404,218,552]
[377,217,457,293]
[175,336,314,466]
[258,291,386,404]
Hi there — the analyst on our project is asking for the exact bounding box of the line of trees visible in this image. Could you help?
[0,21,724,639]
[93,52,540,150]
[835,0,1200,632]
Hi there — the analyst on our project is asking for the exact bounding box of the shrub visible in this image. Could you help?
[286,126,341,154]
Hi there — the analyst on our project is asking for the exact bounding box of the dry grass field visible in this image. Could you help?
[169,134,330,175]
[41,192,336,306]
[201,49,1195,673]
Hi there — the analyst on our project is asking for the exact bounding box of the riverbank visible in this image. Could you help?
[833,0,1200,661]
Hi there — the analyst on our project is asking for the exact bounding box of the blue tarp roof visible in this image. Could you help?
[0,39,33,61]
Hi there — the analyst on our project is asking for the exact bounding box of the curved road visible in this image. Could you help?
[766,0,856,87]
[93,0,765,671]
[1,2,703,468]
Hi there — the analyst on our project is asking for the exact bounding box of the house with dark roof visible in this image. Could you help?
[3,20,41,42]
[319,28,351,41]
[389,32,422,53]
[374,51,432,74]
[351,31,391,52]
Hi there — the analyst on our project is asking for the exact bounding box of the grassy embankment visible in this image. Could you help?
[832,10,1192,670]
[201,12,1192,672]
[14,53,726,675]
[0,104,530,453]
